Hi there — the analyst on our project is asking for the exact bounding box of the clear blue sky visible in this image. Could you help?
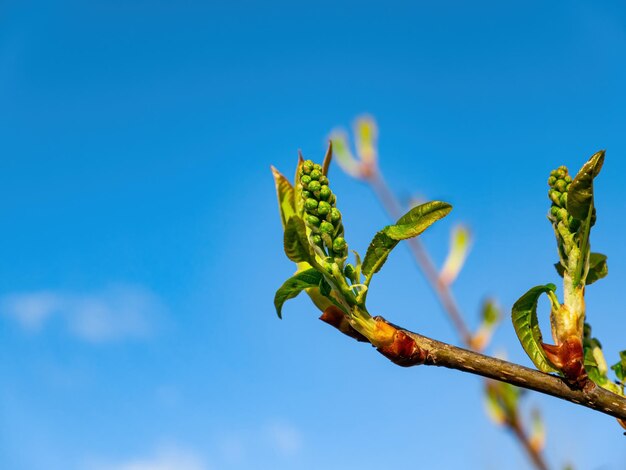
[2,1,626,469]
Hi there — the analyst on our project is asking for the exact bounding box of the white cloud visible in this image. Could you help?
[87,445,208,470]
[1,284,165,343]
[265,421,303,457]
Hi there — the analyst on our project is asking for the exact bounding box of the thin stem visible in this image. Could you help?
[364,167,549,469]
[509,419,549,470]
[367,171,473,344]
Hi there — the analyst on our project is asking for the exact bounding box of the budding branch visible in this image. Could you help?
[320,306,626,423]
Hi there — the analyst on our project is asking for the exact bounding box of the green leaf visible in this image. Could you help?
[385,201,453,240]
[362,201,452,278]
[611,351,626,382]
[554,252,608,285]
[271,166,296,228]
[586,252,608,285]
[361,231,396,277]
[584,339,622,394]
[274,269,323,318]
[511,284,559,373]
[319,276,331,297]
[566,150,604,221]
[283,216,314,264]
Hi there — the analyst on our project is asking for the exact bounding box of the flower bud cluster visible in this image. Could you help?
[299,159,347,262]
[548,166,578,232]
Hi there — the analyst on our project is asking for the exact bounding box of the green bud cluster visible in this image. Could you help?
[299,159,347,262]
[547,166,578,232]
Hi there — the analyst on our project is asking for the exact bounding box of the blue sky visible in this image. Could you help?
[1,1,626,469]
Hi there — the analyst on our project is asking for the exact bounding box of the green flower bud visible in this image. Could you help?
[310,234,322,246]
[301,190,311,199]
[330,208,342,223]
[304,198,319,211]
[317,201,331,216]
[320,221,334,234]
[319,175,329,186]
[558,208,568,222]
[344,264,356,280]
[548,176,557,186]
[333,237,347,252]
[564,175,572,183]
[555,179,567,192]
[308,180,321,193]
[550,206,560,217]
[301,175,312,187]
[306,215,321,227]
[313,163,322,172]
[549,189,561,206]
[310,169,321,181]
[559,192,567,207]
[302,160,314,175]
[319,185,331,201]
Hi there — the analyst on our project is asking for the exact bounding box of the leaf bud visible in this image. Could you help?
[307,180,321,193]
[304,198,319,211]
[317,201,331,216]
[320,221,334,234]
[330,208,342,223]
[310,169,322,181]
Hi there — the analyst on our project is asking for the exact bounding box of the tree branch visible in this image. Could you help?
[320,308,626,422]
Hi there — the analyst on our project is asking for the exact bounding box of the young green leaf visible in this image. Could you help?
[362,201,452,278]
[439,224,472,286]
[274,268,323,318]
[283,216,314,264]
[385,201,452,240]
[611,351,626,383]
[554,252,608,285]
[585,252,608,285]
[511,284,560,373]
[271,166,296,228]
[566,150,604,222]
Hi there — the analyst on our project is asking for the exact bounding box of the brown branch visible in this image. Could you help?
[321,309,626,422]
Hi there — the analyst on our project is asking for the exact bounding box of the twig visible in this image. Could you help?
[321,310,626,422]
[364,168,549,470]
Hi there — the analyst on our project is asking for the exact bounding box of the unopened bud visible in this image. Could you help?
[330,208,341,223]
[310,169,321,181]
[304,198,318,211]
[306,215,321,227]
[302,160,314,174]
[319,185,331,201]
[308,180,321,193]
[333,237,347,252]
[318,201,331,217]
[320,221,334,234]
[301,175,312,187]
